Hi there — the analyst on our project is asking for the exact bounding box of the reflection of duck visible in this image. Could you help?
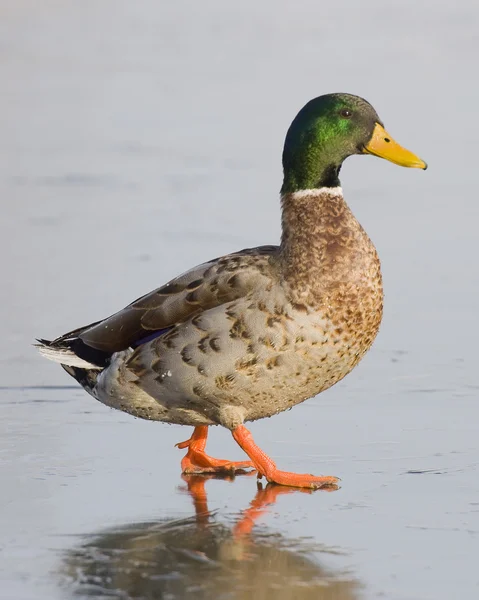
[38,93,426,489]
[62,477,360,600]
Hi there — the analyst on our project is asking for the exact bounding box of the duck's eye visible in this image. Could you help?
[339,108,353,119]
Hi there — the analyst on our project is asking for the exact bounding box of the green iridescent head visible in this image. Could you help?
[281,93,427,194]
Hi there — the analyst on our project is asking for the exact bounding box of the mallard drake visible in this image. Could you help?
[37,93,426,489]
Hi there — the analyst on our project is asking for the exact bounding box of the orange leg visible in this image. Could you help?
[232,425,339,490]
[176,426,254,474]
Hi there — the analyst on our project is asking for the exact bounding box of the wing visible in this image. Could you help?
[71,245,278,353]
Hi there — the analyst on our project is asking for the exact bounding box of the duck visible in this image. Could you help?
[37,93,427,489]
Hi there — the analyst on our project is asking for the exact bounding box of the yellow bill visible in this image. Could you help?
[364,123,427,170]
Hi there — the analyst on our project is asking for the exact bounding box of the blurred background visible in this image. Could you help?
[1,1,478,599]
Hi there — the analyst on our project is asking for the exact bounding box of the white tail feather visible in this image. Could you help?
[36,345,101,369]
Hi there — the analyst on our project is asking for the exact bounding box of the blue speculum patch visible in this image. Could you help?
[131,327,173,348]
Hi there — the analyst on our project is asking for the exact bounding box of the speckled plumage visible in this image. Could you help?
[38,93,425,487]
[40,186,382,430]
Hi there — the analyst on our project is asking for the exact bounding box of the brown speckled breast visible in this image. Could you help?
[278,187,383,367]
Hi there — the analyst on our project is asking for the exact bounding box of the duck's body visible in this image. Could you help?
[45,187,382,428]
[38,93,426,489]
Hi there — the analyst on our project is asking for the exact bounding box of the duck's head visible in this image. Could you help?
[281,93,427,194]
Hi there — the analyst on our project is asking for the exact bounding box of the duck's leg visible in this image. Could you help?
[232,425,339,490]
[176,426,254,474]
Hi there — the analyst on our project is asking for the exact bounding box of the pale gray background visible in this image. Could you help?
[1,1,478,599]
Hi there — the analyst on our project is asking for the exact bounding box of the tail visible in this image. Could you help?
[36,332,111,395]
[36,338,102,369]
[35,338,107,370]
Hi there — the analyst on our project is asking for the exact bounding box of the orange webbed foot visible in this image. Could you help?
[180,452,254,475]
[232,425,340,490]
[257,469,339,490]
[176,426,254,475]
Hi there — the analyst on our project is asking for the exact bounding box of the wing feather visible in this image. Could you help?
[78,246,278,353]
